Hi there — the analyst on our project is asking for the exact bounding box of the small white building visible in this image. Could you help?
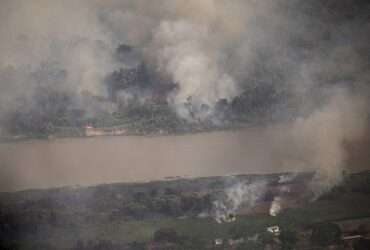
[267,225,280,236]
[214,238,223,246]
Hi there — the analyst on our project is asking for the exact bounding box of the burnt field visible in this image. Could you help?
[0,171,370,249]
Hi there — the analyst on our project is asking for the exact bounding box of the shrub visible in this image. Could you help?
[311,223,342,246]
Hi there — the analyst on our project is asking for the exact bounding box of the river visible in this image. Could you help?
[0,128,369,192]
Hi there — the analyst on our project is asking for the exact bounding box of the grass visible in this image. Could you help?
[3,171,370,249]
[27,214,280,249]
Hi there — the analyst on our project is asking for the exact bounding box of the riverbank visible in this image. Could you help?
[1,171,370,250]
[0,122,253,144]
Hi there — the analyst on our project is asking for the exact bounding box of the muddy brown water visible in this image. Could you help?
[0,129,369,192]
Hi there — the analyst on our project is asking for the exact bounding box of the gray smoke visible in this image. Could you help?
[0,0,121,126]
[0,0,369,195]
[269,89,368,197]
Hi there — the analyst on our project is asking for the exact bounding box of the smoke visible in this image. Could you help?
[151,18,239,121]
[301,91,368,197]
[0,0,122,130]
[269,89,368,197]
[0,0,369,196]
[269,196,282,217]
[0,0,369,119]
[278,173,298,184]
[213,180,267,223]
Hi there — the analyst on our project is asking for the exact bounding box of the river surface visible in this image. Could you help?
[0,128,369,192]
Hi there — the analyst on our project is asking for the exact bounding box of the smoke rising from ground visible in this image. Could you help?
[270,196,282,217]
[0,0,369,194]
[213,180,267,223]
[269,89,368,197]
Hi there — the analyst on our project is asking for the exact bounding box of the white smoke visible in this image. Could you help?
[0,0,368,197]
[0,0,368,122]
[269,89,368,198]
[213,180,267,223]
[0,0,122,121]
[153,20,239,121]
[278,173,298,184]
[269,196,282,217]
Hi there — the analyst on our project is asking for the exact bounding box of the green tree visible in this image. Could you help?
[311,223,342,246]
[279,230,297,250]
[353,239,370,250]
[260,232,274,245]
[176,236,207,250]
[236,241,264,250]
[153,228,179,243]
[229,223,260,239]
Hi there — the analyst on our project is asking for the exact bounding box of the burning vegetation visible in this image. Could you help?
[0,0,369,138]
[0,0,370,249]
[1,171,370,249]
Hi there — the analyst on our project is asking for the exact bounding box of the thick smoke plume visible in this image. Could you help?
[0,0,369,195]
[268,89,368,197]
